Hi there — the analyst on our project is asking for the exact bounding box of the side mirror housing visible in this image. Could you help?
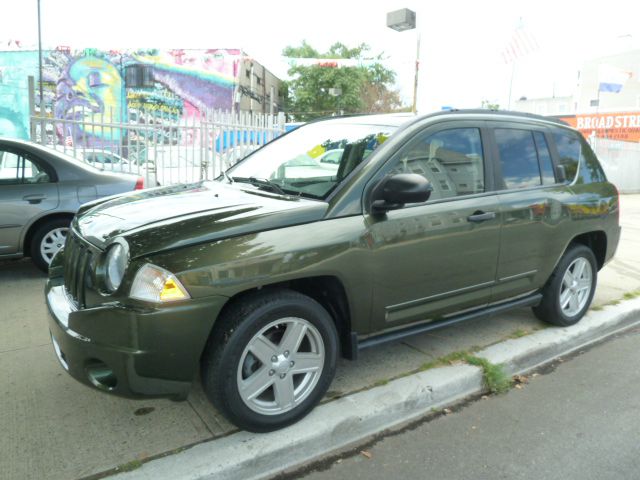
[371,173,432,214]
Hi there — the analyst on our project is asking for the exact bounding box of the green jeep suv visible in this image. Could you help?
[46,110,620,432]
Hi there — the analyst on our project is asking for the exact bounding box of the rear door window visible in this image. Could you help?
[0,150,50,184]
[495,129,541,189]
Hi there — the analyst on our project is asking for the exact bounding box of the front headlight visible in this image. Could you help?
[104,242,128,292]
[130,263,191,303]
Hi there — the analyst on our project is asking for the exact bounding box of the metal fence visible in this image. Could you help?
[589,136,640,193]
[28,79,286,188]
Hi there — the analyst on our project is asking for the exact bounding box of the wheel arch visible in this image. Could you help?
[569,230,607,270]
[23,212,75,257]
[205,275,355,361]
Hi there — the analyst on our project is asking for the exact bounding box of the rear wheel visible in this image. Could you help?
[532,244,597,326]
[30,219,70,272]
[201,289,338,432]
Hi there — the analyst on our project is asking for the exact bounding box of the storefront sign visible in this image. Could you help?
[559,112,640,142]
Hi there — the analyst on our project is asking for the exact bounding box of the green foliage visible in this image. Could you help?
[283,41,405,121]
[417,350,512,394]
[481,99,500,110]
[116,459,143,472]
[465,355,512,394]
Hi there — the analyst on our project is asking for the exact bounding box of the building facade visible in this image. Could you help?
[512,50,640,193]
[0,47,283,143]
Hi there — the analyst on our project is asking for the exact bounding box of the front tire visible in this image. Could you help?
[533,244,597,326]
[201,289,338,432]
[30,219,70,272]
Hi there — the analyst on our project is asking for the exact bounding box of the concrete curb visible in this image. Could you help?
[114,299,640,480]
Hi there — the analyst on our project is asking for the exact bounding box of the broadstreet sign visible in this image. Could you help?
[559,112,640,142]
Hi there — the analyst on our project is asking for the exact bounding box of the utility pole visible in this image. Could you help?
[37,0,44,110]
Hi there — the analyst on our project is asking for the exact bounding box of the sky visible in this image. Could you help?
[1,0,638,113]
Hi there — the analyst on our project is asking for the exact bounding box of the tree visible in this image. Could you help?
[481,100,500,110]
[283,41,405,121]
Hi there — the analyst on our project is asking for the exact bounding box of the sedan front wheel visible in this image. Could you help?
[30,219,70,272]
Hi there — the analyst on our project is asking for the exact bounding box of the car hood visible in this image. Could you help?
[75,181,328,258]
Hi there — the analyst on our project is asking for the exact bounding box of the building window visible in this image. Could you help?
[589,99,599,107]
[124,65,154,88]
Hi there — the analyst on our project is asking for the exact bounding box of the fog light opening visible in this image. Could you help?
[86,360,118,391]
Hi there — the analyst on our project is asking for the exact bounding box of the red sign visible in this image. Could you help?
[559,112,640,142]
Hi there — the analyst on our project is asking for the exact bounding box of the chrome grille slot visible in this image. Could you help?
[62,231,94,308]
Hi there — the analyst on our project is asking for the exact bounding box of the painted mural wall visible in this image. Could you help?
[0,47,243,147]
[0,51,36,139]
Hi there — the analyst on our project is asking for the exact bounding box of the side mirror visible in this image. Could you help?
[371,173,432,214]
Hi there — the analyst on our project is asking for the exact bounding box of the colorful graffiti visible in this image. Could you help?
[0,47,245,146]
[0,51,36,139]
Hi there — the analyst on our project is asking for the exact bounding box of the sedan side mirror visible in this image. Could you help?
[371,173,432,214]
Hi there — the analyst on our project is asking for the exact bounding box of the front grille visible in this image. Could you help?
[63,231,94,308]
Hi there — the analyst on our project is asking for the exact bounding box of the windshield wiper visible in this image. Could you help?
[222,170,234,184]
[231,176,286,195]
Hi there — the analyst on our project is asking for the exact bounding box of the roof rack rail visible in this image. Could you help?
[420,108,569,126]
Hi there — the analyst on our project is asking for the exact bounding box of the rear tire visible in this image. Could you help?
[201,289,338,432]
[532,244,597,326]
[30,219,71,272]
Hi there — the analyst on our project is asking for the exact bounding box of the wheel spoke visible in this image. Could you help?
[562,271,574,289]
[273,375,295,409]
[279,321,307,354]
[569,292,580,313]
[574,259,587,280]
[248,335,279,364]
[42,244,58,254]
[560,289,572,309]
[239,366,274,401]
[291,353,323,374]
[577,278,591,292]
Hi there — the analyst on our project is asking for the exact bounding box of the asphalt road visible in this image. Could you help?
[297,325,640,480]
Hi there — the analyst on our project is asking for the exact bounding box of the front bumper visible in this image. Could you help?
[46,280,228,399]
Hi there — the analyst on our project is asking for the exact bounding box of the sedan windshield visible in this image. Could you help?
[226,122,396,199]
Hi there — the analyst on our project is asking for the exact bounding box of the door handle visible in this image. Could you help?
[467,210,496,223]
[23,194,46,204]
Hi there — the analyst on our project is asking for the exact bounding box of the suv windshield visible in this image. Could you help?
[226,122,396,199]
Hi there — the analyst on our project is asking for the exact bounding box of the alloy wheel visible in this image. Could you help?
[236,317,325,416]
[559,257,593,317]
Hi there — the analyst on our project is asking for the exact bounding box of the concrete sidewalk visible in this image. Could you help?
[2,195,640,480]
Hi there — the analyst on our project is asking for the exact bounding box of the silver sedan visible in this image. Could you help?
[0,138,143,271]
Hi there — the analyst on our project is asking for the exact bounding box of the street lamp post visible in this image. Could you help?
[387,8,419,114]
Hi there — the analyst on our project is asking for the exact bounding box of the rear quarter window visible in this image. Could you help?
[552,129,607,184]
[577,138,607,184]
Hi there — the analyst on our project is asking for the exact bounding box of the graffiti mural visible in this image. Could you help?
[0,47,245,147]
[0,51,36,139]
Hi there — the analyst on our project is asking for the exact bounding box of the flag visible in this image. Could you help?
[598,64,630,93]
[501,25,539,64]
